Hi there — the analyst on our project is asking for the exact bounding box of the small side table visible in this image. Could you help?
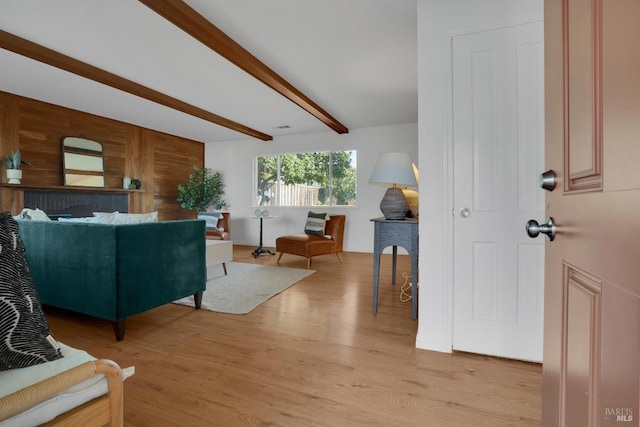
[252,216,277,258]
[371,217,419,319]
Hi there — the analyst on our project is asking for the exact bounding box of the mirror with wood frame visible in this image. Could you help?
[62,136,105,187]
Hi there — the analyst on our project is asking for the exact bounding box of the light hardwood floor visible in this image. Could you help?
[44,246,542,427]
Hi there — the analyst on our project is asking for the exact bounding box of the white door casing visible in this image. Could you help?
[452,22,545,361]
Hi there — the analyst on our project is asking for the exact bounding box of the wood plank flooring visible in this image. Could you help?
[43,246,542,427]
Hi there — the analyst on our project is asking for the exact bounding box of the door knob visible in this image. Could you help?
[459,208,471,218]
[539,170,557,191]
[526,217,556,241]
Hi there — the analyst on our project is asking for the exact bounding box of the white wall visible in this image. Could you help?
[416,0,543,352]
[205,123,418,253]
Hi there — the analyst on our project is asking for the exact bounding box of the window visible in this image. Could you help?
[256,150,356,207]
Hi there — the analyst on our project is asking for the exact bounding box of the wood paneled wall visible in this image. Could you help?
[0,91,204,220]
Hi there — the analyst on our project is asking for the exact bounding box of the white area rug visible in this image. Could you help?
[173,262,315,314]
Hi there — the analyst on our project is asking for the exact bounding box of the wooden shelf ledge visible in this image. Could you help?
[0,183,143,193]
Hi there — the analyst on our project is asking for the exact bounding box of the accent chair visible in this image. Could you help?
[275,214,346,269]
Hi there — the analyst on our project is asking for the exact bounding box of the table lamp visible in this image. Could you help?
[402,163,419,218]
[368,152,417,219]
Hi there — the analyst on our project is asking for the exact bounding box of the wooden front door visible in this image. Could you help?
[542,0,640,425]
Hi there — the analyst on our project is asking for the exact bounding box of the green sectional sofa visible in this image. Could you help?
[18,219,206,340]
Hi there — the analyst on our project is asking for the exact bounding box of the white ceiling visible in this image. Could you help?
[0,0,417,143]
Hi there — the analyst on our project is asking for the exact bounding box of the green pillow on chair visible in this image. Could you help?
[304,212,329,235]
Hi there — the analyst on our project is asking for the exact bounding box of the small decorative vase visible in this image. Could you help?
[6,169,22,184]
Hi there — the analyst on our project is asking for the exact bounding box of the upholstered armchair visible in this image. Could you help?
[276,214,346,269]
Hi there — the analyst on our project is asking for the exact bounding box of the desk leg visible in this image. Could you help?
[411,250,418,320]
[392,246,397,285]
[372,249,381,313]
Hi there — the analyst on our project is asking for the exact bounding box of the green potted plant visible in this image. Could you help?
[177,166,228,213]
[5,150,31,184]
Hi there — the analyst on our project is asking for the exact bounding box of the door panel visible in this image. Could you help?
[471,50,499,212]
[517,243,544,325]
[452,22,545,361]
[517,39,546,213]
[543,0,640,425]
[564,0,603,192]
[471,242,497,320]
[563,264,601,426]
[565,0,601,187]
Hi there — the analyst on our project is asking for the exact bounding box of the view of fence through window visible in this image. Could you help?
[256,151,357,207]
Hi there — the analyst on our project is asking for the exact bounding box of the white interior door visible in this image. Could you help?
[452,22,545,362]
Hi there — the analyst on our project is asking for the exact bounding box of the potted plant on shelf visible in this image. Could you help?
[5,150,31,184]
[177,166,228,213]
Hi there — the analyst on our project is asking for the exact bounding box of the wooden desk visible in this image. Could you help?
[371,217,419,319]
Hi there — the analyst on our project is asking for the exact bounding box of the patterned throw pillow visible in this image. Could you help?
[304,212,330,235]
[0,212,63,371]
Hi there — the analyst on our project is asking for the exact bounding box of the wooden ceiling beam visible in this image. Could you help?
[0,29,272,141]
[139,0,349,135]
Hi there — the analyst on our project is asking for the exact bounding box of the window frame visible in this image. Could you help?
[254,150,357,207]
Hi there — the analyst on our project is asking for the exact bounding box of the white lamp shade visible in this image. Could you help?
[368,152,417,187]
